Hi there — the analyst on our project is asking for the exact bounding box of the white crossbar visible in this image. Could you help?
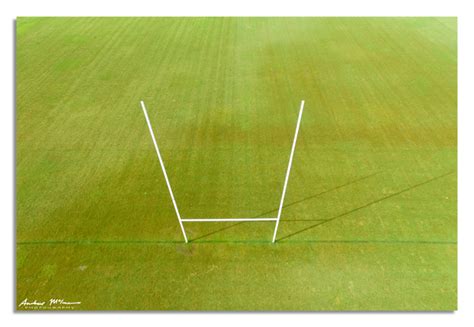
[140,100,305,243]
[182,218,278,222]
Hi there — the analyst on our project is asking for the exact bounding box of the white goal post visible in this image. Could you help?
[140,99,305,243]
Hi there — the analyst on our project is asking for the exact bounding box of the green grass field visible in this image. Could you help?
[16,17,457,311]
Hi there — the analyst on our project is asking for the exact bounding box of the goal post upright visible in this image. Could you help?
[272,100,305,243]
[140,100,189,243]
[140,99,305,244]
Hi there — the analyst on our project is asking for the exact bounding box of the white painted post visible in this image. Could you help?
[181,218,277,222]
[140,101,189,243]
[272,100,305,243]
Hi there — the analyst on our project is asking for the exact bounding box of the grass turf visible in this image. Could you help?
[16,17,457,311]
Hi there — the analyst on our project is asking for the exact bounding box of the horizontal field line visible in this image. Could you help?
[16,239,457,246]
[181,218,277,222]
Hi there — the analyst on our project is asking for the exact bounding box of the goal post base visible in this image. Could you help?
[140,100,305,244]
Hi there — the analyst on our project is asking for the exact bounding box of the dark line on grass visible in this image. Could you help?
[278,171,456,242]
[189,222,246,242]
[189,172,382,241]
[280,219,331,222]
[17,171,455,247]
[192,239,456,245]
[189,219,331,242]
[253,171,382,218]
[16,240,183,245]
[16,239,456,246]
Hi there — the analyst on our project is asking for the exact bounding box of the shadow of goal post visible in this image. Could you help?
[140,99,305,243]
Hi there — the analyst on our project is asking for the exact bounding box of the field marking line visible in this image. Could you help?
[182,218,278,222]
[272,100,305,243]
[140,100,188,243]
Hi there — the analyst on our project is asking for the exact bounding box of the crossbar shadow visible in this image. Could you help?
[277,170,455,242]
[189,171,382,242]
